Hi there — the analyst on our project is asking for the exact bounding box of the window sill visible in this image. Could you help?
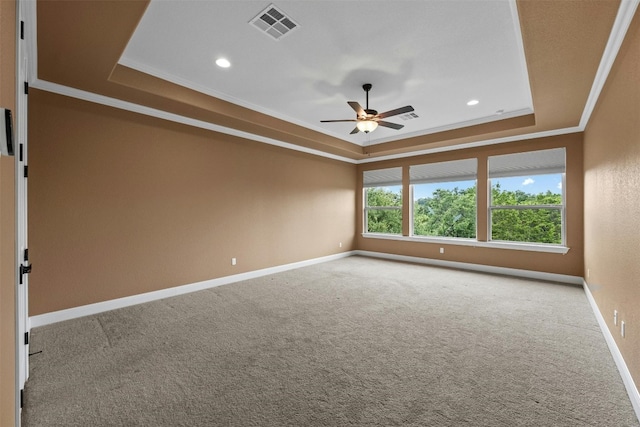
[361,233,570,254]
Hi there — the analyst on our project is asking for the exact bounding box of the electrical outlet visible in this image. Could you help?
[614,310,618,326]
[231,258,237,266]
[621,321,626,338]
[339,242,342,248]
[587,268,590,278]
[439,247,444,254]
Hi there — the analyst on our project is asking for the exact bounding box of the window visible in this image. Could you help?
[488,148,565,245]
[410,159,477,239]
[363,167,402,234]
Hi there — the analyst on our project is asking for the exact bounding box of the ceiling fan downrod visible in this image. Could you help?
[363,83,374,116]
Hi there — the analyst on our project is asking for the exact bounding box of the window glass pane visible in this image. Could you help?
[491,208,562,244]
[413,180,476,238]
[491,174,563,206]
[365,186,402,234]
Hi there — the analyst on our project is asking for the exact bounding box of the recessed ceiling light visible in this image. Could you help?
[467,99,479,106]
[215,58,231,68]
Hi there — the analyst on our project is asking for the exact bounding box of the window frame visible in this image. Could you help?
[410,179,478,240]
[408,158,478,241]
[363,185,403,235]
[360,148,570,254]
[362,167,403,235]
[488,168,566,246]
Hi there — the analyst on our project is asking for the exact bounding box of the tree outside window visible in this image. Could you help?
[365,186,402,234]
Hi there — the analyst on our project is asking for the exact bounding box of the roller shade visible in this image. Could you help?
[410,158,477,185]
[363,167,402,188]
[489,148,565,178]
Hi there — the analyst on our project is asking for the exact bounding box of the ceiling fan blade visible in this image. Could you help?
[350,127,360,135]
[320,119,358,123]
[377,105,414,119]
[347,101,365,117]
[377,120,404,130]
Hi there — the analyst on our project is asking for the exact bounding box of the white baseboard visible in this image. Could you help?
[29,251,355,328]
[354,250,584,285]
[30,250,581,329]
[28,250,585,327]
[583,281,640,423]
[29,249,639,423]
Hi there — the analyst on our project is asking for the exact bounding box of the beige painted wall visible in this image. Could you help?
[0,0,16,424]
[17,1,640,415]
[584,8,640,391]
[28,90,356,315]
[357,133,584,277]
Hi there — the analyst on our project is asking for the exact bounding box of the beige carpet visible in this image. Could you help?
[23,256,639,426]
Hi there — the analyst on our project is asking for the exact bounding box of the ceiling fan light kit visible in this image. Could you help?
[356,120,378,133]
[321,83,414,135]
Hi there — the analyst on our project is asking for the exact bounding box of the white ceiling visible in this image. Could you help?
[119,0,534,147]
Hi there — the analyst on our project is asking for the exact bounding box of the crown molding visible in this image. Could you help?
[25,0,639,165]
[31,79,358,164]
[580,0,640,129]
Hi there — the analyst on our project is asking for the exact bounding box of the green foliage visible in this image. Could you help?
[365,187,402,234]
[491,182,562,206]
[366,186,402,208]
[491,208,561,244]
[367,209,402,234]
[414,186,476,238]
[365,183,563,244]
[491,183,562,244]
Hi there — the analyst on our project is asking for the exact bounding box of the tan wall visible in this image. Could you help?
[584,8,640,391]
[0,0,16,424]
[28,90,356,315]
[356,133,584,277]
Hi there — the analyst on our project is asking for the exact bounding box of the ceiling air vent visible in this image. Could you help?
[400,112,419,121]
[250,4,299,41]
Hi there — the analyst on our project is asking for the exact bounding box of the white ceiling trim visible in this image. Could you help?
[357,126,582,165]
[508,0,534,112]
[31,77,582,166]
[365,107,534,146]
[30,79,358,164]
[117,57,534,149]
[23,0,639,166]
[579,0,640,129]
[117,56,355,145]
[118,0,534,147]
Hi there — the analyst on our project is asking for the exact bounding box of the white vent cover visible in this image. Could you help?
[250,4,299,41]
[400,112,419,121]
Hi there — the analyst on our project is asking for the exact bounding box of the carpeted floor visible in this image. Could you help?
[23,256,639,426]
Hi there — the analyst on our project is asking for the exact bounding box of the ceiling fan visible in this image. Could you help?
[321,83,414,134]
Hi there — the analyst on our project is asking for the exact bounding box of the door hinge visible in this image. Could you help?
[24,248,29,263]
[24,165,28,178]
[24,332,29,345]
[20,21,24,40]
[19,263,32,285]
[20,389,24,408]
[24,81,29,95]
[19,144,23,162]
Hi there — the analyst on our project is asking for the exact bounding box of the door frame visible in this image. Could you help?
[15,0,33,424]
